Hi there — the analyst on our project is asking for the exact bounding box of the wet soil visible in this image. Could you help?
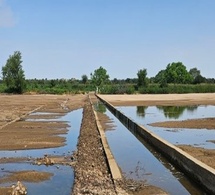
[149,117,215,130]
[0,170,53,183]
[0,93,214,194]
[0,94,86,194]
[0,94,86,150]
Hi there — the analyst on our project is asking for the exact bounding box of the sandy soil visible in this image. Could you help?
[99,93,215,106]
[149,117,215,130]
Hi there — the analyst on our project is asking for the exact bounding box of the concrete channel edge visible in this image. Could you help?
[89,95,128,195]
[96,94,215,194]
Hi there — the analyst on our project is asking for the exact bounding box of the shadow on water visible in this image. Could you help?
[0,109,83,195]
[99,104,207,195]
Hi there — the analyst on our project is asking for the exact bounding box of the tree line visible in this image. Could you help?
[1,51,215,94]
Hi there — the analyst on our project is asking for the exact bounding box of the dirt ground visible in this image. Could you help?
[0,93,214,194]
[99,93,215,106]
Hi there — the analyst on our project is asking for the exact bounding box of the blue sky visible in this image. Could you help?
[1,0,215,79]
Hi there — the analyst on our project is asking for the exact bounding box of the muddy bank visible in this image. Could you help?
[0,94,87,150]
[149,117,215,129]
[72,102,117,195]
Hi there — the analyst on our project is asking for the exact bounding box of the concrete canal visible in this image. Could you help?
[95,102,211,194]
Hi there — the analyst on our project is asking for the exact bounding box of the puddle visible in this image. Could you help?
[96,104,207,195]
[117,105,215,149]
[0,163,73,195]
[0,109,82,194]
[0,109,82,158]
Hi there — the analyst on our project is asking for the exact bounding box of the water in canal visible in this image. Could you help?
[0,109,82,195]
[117,105,215,149]
[97,104,211,195]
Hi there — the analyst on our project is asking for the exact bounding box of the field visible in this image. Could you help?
[0,93,214,194]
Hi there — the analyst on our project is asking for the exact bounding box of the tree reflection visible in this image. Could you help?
[186,106,198,112]
[94,102,106,113]
[156,106,197,119]
[136,106,148,118]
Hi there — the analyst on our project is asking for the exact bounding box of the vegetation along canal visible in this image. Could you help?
[97,103,210,195]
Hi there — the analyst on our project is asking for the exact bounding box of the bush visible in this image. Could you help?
[138,84,215,94]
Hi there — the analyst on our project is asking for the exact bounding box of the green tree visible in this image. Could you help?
[165,62,192,84]
[137,68,148,87]
[154,69,168,87]
[189,68,206,84]
[2,51,26,93]
[90,66,109,93]
[193,75,206,84]
[189,68,201,80]
[81,74,88,84]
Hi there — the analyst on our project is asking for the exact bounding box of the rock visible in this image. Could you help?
[11,181,27,195]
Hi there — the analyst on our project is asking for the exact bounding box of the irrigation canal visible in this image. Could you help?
[0,99,213,194]
[95,101,211,195]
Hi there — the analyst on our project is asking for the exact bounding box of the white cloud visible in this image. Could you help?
[0,0,16,27]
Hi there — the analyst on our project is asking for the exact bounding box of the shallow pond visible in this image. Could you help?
[117,105,215,149]
[0,109,82,158]
[98,105,208,195]
[0,109,82,194]
[0,163,73,195]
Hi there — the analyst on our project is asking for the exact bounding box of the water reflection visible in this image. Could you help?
[136,106,198,119]
[136,106,148,118]
[117,105,215,149]
[94,102,106,113]
[104,109,205,195]
[158,106,198,119]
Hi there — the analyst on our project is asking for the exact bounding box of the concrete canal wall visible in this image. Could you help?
[96,95,215,194]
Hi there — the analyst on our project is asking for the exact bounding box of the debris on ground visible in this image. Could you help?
[11,181,27,195]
